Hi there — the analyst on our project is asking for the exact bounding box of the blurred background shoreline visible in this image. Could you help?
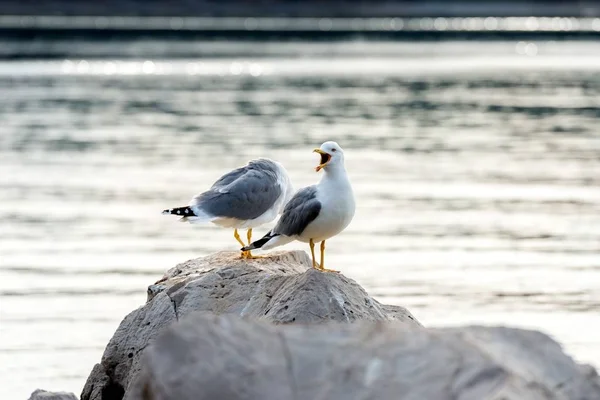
[1,15,598,60]
[2,1,598,56]
[1,0,600,18]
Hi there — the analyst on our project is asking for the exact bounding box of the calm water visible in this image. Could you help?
[1,39,600,399]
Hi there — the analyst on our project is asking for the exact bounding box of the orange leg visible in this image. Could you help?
[234,229,247,258]
[243,228,263,259]
[318,240,338,273]
[309,239,318,269]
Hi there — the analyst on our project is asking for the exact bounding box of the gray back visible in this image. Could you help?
[194,159,282,221]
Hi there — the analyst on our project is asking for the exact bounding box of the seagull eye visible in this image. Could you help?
[331,148,337,152]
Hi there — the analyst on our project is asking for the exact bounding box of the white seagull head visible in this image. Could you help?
[313,141,345,172]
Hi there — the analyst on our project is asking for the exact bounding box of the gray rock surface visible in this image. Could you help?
[130,313,600,400]
[81,250,418,400]
[28,389,78,400]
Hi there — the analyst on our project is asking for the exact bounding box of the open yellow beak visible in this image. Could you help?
[313,148,331,172]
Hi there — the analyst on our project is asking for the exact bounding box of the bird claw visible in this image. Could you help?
[241,250,263,260]
[320,267,339,273]
[312,263,339,273]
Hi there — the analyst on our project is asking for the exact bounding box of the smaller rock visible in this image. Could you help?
[130,313,600,400]
[28,389,78,400]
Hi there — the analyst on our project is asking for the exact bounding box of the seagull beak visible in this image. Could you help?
[313,148,331,172]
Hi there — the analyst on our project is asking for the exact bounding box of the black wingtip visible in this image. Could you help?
[244,234,276,251]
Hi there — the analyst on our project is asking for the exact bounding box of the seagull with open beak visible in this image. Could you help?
[242,141,355,272]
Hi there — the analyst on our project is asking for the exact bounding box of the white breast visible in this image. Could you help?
[297,177,355,243]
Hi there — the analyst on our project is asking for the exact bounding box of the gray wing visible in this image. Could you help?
[273,186,321,236]
[193,159,282,221]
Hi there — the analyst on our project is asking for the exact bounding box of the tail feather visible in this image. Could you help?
[162,206,196,217]
[242,231,278,251]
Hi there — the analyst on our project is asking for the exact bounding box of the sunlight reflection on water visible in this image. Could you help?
[1,39,599,399]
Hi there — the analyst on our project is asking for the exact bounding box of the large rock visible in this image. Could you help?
[81,251,418,400]
[129,313,600,400]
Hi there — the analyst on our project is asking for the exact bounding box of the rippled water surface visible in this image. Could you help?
[1,39,599,399]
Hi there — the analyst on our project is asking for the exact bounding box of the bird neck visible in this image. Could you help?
[319,162,350,187]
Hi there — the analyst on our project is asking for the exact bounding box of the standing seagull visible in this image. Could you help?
[162,158,294,258]
[242,141,355,272]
